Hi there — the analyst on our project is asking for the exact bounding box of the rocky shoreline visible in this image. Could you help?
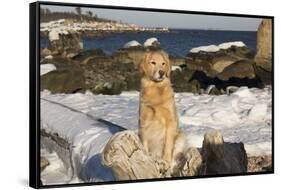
[40,19,272,95]
[40,19,169,38]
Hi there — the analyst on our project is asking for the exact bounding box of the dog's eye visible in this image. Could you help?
[162,62,165,65]
[150,61,156,65]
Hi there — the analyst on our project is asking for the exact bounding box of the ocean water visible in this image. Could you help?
[41,29,257,57]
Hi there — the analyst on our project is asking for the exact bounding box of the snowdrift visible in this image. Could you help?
[40,86,272,184]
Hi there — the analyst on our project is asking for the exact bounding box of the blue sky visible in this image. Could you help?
[41,5,262,31]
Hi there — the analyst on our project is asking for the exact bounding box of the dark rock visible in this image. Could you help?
[186,46,255,78]
[48,30,83,57]
[72,49,106,64]
[41,62,86,93]
[255,67,272,85]
[171,68,201,93]
[217,59,256,81]
[169,56,186,66]
[83,57,140,94]
[190,70,263,91]
[112,48,146,66]
[186,57,212,74]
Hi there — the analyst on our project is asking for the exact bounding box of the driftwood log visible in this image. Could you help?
[102,130,248,180]
[102,131,170,180]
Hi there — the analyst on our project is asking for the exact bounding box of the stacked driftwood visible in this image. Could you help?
[102,130,247,180]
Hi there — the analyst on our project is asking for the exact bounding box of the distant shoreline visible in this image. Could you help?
[40,19,169,39]
[40,29,169,38]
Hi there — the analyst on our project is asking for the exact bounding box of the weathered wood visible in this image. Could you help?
[102,131,170,180]
[202,131,247,174]
[180,147,204,176]
[102,130,248,180]
[40,157,50,172]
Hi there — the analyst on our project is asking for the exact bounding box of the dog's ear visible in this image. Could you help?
[161,51,171,78]
[139,52,150,76]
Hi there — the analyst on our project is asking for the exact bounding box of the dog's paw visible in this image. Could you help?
[154,158,171,177]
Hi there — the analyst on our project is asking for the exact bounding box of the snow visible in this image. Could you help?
[48,28,69,41]
[41,19,168,34]
[123,40,141,48]
[41,94,117,184]
[41,149,75,185]
[48,29,60,41]
[144,37,159,47]
[189,41,246,53]
[40,86,272,184]
[190,45,220,53]
[172,66,182,72]
[40,64,56,76]
[205,84,216,94]
[45,55,53,60]
[218,41,246,49]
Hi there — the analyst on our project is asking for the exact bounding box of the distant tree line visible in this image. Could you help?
[40,7,117,23]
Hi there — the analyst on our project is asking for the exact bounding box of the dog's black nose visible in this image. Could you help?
[159,70,164,77]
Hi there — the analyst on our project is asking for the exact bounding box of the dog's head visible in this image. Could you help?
[139,50,171,82]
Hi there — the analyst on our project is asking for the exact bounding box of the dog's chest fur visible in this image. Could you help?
[139,81,177,157]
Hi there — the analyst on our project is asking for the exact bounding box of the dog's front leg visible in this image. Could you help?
[163,126,176,164]
[142,139,149,153]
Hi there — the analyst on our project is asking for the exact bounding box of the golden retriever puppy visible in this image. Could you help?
[138,50,186,166]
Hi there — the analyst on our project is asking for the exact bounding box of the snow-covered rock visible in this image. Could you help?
[190,45,220,53]
[49,29,60,41]
[205,85,216,94]
[172,65,182,72]
[218,41,246,49]
[189,41,247,53]
[45,55,53,60]
[41,19,169,34]
[40,64,56,76]
[144,37,159,47]
[123,40,141,48]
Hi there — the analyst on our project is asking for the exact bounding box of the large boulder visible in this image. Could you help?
[41,61,86,93]
[184,42,265,90]
[190,69,263,91]
[112,46,146,66]
[255,19,272,72]
[144,37,160,48]
[48,29,83,57]
[217,59,256,81]
[72,49,106,64]
[171,67,201,93]
[123,40,142,49]
[186,42,254,77]
[254,19,273,85]
[83,57,140,94]
[169,55,186,66]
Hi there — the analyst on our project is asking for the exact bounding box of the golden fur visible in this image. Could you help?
[138,50,186,165]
